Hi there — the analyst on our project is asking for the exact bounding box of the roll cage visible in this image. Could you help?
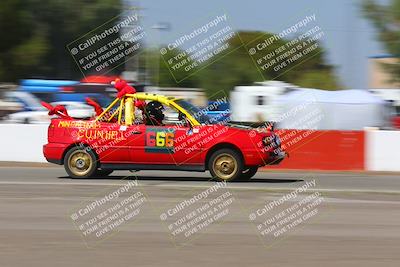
[93,93,201,126]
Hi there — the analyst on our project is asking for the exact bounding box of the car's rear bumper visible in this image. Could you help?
[43,143,68,165]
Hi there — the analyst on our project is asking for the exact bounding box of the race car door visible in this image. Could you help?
[141,125,203,166]
[124,124,147,164]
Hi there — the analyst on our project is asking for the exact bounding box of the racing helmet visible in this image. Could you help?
[145,101,165,123]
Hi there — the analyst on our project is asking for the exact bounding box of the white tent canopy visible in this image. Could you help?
[272,89,392,130]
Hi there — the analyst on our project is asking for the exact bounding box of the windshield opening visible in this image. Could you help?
[174,99,213,124]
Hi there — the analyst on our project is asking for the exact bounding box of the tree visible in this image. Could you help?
[143,48,200,89]
[195,31,339,98]
[0,0,122,82]
[145,32,339,98]
[151,31,339,99]
[363,0,400,85]
[294,69,338,90]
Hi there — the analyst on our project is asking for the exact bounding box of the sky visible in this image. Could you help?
[136,0,389,89]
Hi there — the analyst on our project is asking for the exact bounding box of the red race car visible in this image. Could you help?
[43,93,286,181]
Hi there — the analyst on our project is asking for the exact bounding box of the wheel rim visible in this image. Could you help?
[213,153,238,180]
[68,150,93,176]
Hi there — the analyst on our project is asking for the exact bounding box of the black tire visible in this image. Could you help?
[208,148,243,182]
[64,147,98,178]
[93,169,114,177]
[240,166,258,181]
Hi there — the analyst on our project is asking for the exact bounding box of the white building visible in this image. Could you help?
[230,81,297,122]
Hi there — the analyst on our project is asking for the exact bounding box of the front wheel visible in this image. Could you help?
[208,148,243,182]
[64,147,97,178]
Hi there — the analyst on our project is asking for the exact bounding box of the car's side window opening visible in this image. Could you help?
[162,105,190,127]
[163,105,179,125]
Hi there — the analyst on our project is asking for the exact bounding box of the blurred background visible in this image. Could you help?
[0,0,399,129]
[1,3,400,264]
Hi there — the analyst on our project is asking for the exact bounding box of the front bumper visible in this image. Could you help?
[265,150,287,165]
[242,148,287,167]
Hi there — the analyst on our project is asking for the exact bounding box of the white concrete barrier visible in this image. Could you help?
[0,124,48,162]
[366,129,400,172]
[1,124,400,172]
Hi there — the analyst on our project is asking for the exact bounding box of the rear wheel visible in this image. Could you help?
[208,148,243,182]
[64,147,97,178]
[240,166,258,180]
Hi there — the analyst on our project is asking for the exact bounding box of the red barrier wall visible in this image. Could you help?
[268,130,365,171]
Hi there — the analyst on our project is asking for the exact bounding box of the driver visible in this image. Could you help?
[144,101,165,126]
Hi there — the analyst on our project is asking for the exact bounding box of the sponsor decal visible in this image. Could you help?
[58,121,101,129]
[77,129,126,141]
